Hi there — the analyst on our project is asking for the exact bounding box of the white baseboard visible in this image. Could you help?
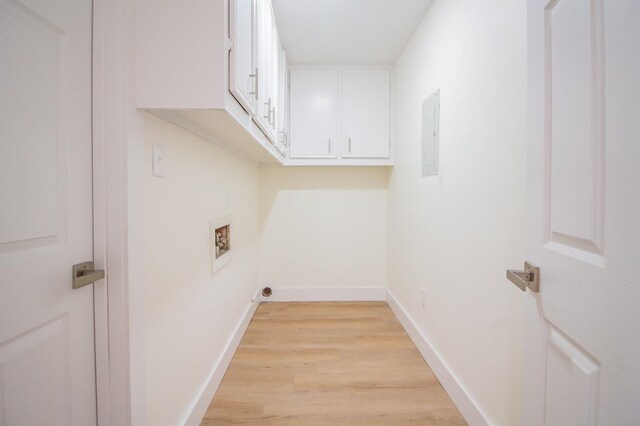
[263,287,387,302]
[181,292,261,426]
[386,289,491,426]
[181,288,488,426]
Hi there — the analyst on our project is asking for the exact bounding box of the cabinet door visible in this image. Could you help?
[267,9,279,140]
[254,0,271,134]
[290,70,338,158]
[277,50,289,155]
[229,0,255,112]
[341,70,390,158]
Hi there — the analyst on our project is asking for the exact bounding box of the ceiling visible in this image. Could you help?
[271,0,434,65]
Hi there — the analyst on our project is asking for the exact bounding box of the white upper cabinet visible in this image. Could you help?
[134,1,392,167]
[289,70,339,159]
[341,70,390,159]
[135,0,288,165]
[229,0,256,113]
[288,67,393,165]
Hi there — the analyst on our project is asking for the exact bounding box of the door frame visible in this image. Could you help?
[93,0,146,424]
[522,2,547,425]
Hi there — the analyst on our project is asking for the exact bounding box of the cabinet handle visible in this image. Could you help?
[270,106,276,128]
[348,137,351,153]
[249,73,256,96]
[279,130,289,147]
[264,98,271,120]
[249,68,259,99]
[328,138,331,153]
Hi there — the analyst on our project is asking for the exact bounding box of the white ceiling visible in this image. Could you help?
[271,0,433,65]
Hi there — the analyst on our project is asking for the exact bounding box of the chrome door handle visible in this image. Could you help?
[73,261,105,289]
[506,262,540,292]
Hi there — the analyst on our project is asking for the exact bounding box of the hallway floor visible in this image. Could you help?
[201,302,466,425]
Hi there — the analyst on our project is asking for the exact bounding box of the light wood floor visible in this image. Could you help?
[202,302,466,425]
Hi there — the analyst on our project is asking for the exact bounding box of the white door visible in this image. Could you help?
[341,70,390,159]
[229,0,256,114]
[289,70,338,158]
[0,0,98,425]
[523,0,640,425]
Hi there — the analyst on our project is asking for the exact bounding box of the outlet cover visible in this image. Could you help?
[210,215,233,275]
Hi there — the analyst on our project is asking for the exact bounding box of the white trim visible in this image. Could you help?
[283,159,394,167]
[264,287,387,302]
[93,0,145,424]
[289,64,394,71]
[386,289,491,426]
[182,294,261,426]
[92,0,112,423]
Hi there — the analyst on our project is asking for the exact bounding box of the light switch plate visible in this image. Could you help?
[152,143,165,177]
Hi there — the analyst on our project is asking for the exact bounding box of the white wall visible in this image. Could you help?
[388,0,527,424]
[143,113,260,426]
[259,167,388,291]
[143,2,527,422]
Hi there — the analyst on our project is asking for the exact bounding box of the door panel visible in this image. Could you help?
[525,0,640,425]
[547,0,604,256]
[0,0,97,424]
[341,70,390,158]
[267,8,278,140]
[0,0,66,257]
[229,0,255,113]
[276,47,287,154]
[544,328,599,426]
[289,70,338,158]
[0,316,71,425]
[254,0,277,142]
[254,0,269,132]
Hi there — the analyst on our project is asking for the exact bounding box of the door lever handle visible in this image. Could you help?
[506,261,540,292]
[73,261,105,289]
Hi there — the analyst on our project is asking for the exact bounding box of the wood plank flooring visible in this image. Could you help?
[202,302,466,425]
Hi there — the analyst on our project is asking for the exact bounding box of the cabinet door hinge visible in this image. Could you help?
[226,38,233,52]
